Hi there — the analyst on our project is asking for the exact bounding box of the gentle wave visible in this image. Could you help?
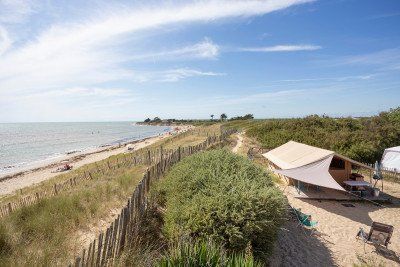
[0,122,171,176]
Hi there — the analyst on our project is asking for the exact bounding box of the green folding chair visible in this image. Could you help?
[291,206,318,235]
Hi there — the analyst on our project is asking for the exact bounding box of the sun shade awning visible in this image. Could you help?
[262,141,352,191]
[274,155,346,191]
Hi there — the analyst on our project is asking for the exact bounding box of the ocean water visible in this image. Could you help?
[0,122,171,176]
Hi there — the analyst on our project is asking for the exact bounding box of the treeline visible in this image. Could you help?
[227,107,400,163]
[140,113,254,126]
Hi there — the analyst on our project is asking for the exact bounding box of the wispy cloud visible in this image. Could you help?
[330,48,400,71]
[0,0,313,94]
[367,12,400,20]
[0,0,36,24]
[132,38,219,61]
[265,74,374,83]
[237,44,321,52]
[0,26,11,55]
[134,68,225,83]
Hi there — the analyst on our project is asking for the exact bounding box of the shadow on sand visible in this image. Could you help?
[269,219,337,267]
[299,196,400,265]
[299,189,400,225]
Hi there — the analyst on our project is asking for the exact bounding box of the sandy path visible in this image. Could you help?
[232,132,244,153]
[0,126,190,197]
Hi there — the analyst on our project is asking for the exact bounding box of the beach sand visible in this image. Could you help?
[270,181,400,267]
[0,125,191,197]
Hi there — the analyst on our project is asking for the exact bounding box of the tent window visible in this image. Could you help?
[330,157,345,169]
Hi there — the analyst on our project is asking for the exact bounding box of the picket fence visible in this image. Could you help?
[69,130,234,266]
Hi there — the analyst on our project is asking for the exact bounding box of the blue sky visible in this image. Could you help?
[0,0,399,122]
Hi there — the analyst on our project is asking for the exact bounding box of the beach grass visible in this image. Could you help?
[0,124,224,265]
[0,144,156,205]
[0,164,146,265]
[148,124,221,150]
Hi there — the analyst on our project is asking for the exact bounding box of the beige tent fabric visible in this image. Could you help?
[262,141,347,191]
[263,141,334,169]
[274,155,346,191]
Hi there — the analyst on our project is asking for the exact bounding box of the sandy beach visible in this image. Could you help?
[0,125,191,197]
[269,181,400,267]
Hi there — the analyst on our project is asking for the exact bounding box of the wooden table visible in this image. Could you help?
[343,180,372,197]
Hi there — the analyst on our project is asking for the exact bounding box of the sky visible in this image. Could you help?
[0,0,399,122]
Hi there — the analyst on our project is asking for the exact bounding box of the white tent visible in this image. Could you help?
[381,146,400,171]
[263,141,372,192]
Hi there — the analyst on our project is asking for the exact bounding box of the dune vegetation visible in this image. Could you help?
[0,164,146,265]
[224,107,400,163]
[0,125,225,266]
[151,149,286,264]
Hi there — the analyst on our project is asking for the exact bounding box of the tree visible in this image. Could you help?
[144,118,151,123]
[243,114,254,120]
[220,113,227,121]
[210,114,214,121]
[153,117,161,122]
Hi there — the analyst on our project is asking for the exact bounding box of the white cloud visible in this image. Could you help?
[264,74,374,83]
[134,68,225,83]
[320,48,400,72]
[340,48,400,69]
[0,0,35,24]
[0,0,313,94]
[221,89,308,105]
[238,44,321,52]
[132,38,219,61]
[0,26,11,55]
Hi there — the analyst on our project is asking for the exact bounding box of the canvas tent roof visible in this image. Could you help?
[381,146,400,170]
[262,141,372,192]
[263,141,334,169]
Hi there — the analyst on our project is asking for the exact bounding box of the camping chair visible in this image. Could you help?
[290,206,318,235]
[356,222,394,252]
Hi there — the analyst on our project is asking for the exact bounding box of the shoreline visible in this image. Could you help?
[0,125,191,197]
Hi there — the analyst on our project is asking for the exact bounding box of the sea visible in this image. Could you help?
[0,122,171,177]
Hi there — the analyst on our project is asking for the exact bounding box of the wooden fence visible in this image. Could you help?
[69,130,234,266]
[364,162,400,182]
[0,146,175,218]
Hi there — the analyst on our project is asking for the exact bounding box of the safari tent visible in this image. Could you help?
[381,146,400,171]
[263,141,373,192]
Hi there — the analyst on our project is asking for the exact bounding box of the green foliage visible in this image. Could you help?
[158,239,261,267]
[225,108,400,163]
[229,114,254,121]
[220,113,228,121]
[155,149,286,260]
[0,223,12,257]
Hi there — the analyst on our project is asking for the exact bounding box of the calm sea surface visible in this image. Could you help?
[0,122,170,176]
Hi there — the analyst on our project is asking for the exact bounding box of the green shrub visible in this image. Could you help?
[224,107,400,163]
[156,149,286,260]
[158,239,261,267]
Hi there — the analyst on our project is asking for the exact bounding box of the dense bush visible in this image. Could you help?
[226,108,400,163]
[158,239,261,267]
[155,149,286,260]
